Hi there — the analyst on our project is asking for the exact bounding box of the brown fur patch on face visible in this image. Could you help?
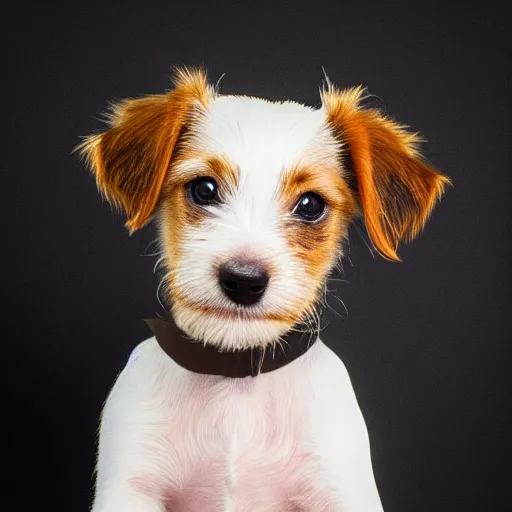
[163,153,239,197]
[279,163,357,300]
[158,153,240,283]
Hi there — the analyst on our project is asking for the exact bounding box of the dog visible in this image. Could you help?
[79,68,449,512]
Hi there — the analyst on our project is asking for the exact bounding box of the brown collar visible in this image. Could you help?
[145,316,318,378]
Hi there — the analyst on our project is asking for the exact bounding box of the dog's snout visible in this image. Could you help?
[219,261,269,306]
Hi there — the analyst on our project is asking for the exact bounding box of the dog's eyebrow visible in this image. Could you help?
[172,158,210,180]
[170,154,240,189]
[279,163,349,208]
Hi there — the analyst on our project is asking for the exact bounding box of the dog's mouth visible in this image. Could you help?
[169,286,318,349]
[170,289,304,325]
[176,300,295,323]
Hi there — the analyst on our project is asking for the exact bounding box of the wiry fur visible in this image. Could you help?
[79,67,448,512]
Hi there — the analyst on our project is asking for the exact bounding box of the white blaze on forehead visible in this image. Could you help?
[182,96,339,251]
[189,95,340,181]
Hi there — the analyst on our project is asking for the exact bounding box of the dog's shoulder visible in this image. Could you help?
[125,338,155,369]
[120,336,189,383]
[311,339,351,380]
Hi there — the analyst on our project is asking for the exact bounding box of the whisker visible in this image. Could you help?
[141,238,161,257]
[153,256,166,274]
[325,301,345,321]
[353,222,376,259]
[326,291,349,317]
[156,279,167,310]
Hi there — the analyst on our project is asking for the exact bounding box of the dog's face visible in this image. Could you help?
[158,96,356,348]
[80,69,449,349]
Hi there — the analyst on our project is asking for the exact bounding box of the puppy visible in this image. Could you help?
[80,68,449,512]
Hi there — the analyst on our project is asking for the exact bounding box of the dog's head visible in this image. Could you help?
[80,68,449,350]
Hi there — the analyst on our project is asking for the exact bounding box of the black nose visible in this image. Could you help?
[219,261,269,306]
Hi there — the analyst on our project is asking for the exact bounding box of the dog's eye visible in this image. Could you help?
[188,177,219,206]
[294,192,326,222]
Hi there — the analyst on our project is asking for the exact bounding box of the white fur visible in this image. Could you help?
[92,338,383,512]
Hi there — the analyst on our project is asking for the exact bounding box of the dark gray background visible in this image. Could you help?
[4,2,510,511]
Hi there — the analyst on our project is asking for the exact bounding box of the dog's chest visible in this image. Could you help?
[149,370,334,511]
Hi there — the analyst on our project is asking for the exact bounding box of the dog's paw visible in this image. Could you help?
[91,493,165,512]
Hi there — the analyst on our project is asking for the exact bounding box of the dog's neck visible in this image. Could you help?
[145,316,319,378]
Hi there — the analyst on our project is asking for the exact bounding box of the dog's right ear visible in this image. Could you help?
[78,68,212,233]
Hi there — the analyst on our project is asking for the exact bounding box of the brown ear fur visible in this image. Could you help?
[322,84,450,261]
[78,67,212,232]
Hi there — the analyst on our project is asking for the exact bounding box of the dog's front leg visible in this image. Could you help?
[92,488,165,512]
[91,340,177,512]
[309,341,385,512]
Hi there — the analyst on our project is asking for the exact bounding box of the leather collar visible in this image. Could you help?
[145,316,319,378]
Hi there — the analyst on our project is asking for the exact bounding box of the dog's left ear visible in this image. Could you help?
[78,67,212,232]
[322,84,450,261]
